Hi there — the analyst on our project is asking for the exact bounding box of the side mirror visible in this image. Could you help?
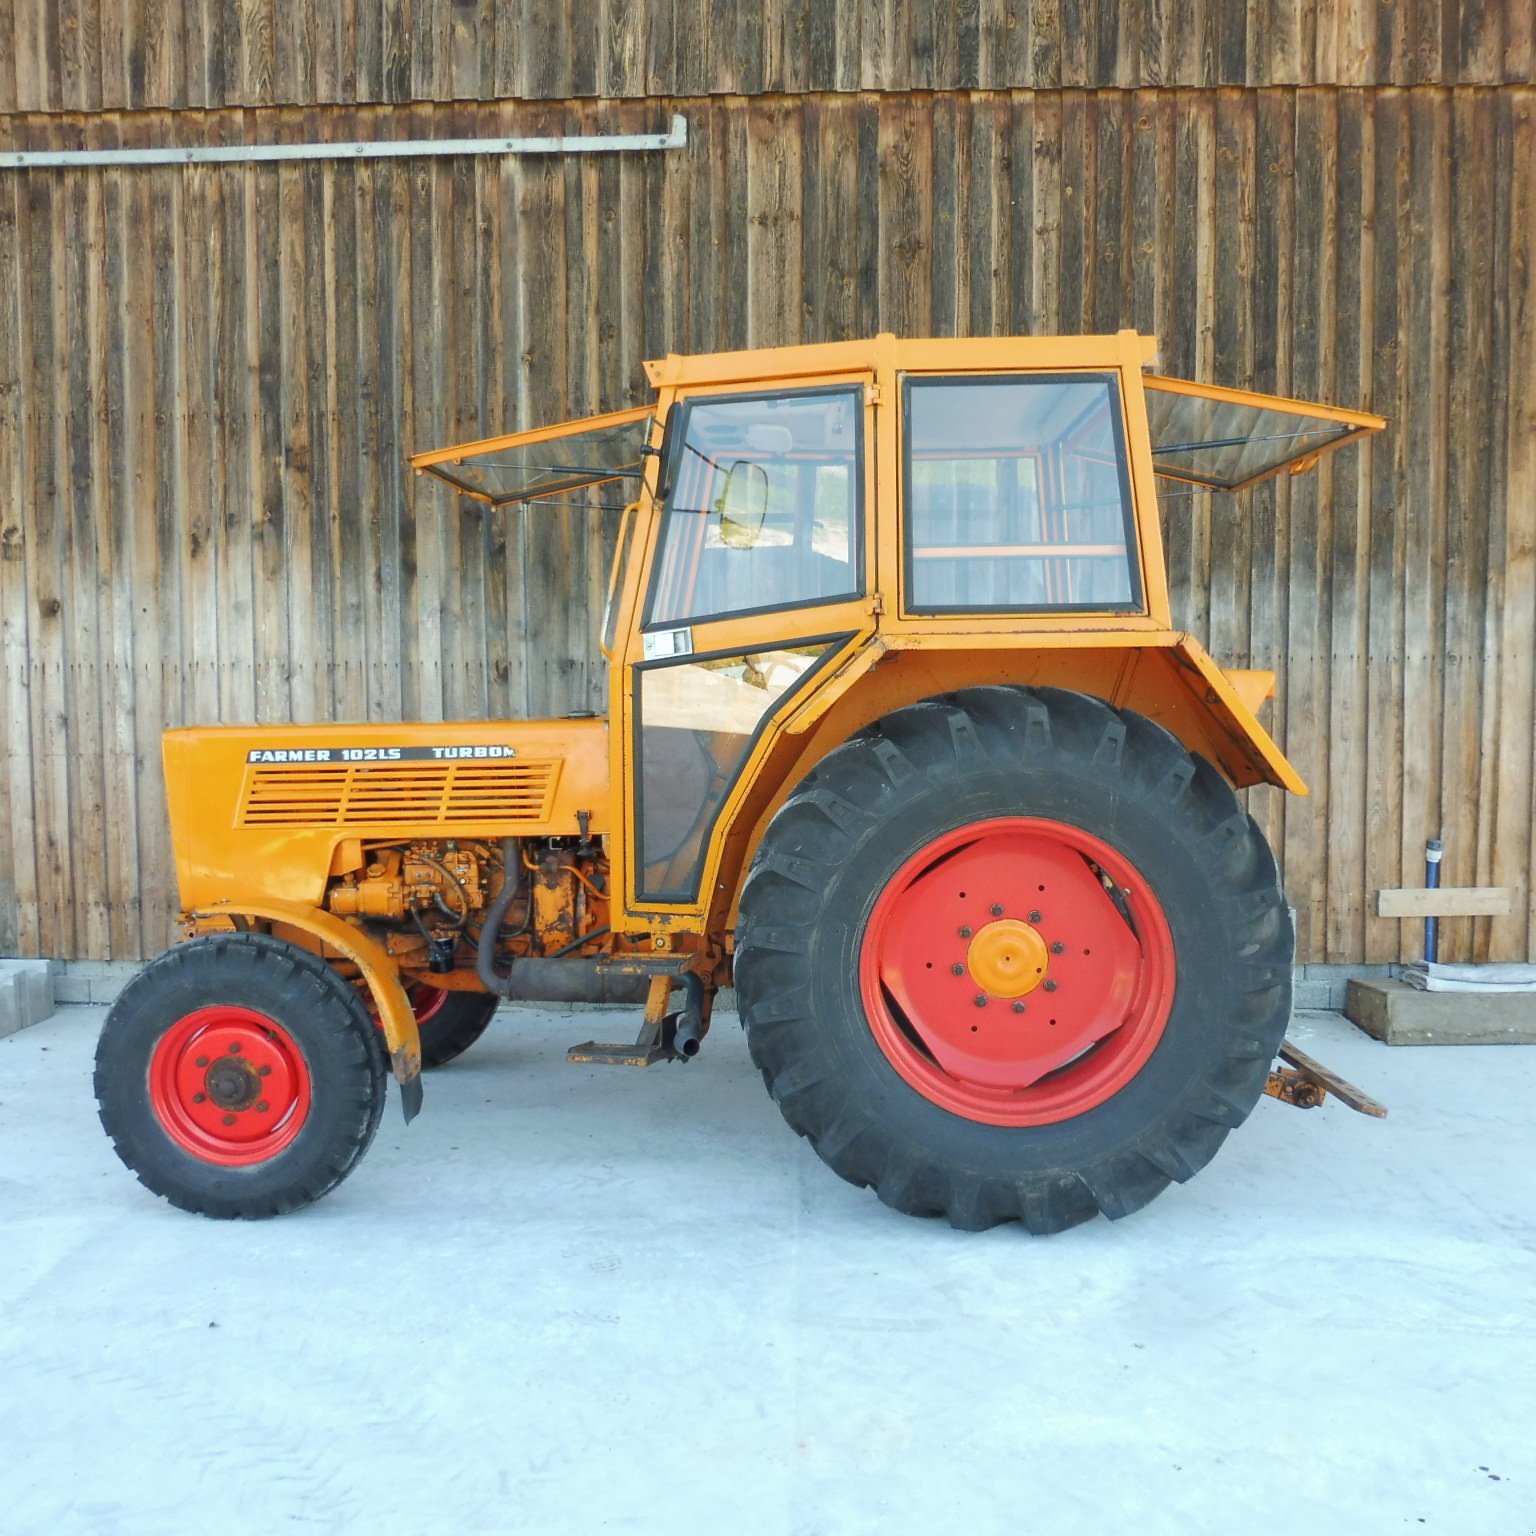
[716,460,771,549]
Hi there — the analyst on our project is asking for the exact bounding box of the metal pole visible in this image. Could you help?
[0,115,689,171]
[1424,838,1443,965]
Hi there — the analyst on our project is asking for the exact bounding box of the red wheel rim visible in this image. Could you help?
[858,817,1176,1126]
[408,983,449,1026]
[148,1006,312,1166]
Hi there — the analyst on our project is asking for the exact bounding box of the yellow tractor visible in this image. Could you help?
[95,333,1385,1231]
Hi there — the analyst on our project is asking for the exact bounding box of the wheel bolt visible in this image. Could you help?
[195,1056,208,1068]
[257,1065,272,1077]
[222,1114,236,1126]
[974,994,987,1008]
[1051,941,1065,955]
[1043,980,1058,993]
[958,925,973,939]
[228,1043,241,1054]
[192,1092,207,1103]
[256,1101,269,1113]
[1012,1001,1026,1015]
[990,903,1004,917]
[1029,910,1042,923]
[951,963,965,976]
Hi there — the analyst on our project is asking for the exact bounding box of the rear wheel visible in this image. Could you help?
[95,933,388,1218]
[409,984,498,1069]
[734,686,1293,1233]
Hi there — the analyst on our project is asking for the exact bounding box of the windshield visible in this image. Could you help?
[645,387,862,626]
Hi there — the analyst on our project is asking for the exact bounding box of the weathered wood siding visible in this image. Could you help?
[1,85,1533,965]
[2,0,1533,110]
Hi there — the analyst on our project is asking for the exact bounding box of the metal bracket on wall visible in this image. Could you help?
[0,114,689,170]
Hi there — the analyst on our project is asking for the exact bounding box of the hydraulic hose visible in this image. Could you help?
[476,838,523,996]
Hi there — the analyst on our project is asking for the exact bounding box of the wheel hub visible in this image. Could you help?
[148,1006,311,1166]
[966,919,1049,998]
[204,1057,261,1110]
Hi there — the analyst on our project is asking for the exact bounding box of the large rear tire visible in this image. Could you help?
[734,686,1293,1233]
[95,933,388,1218]
[410,984,498,1069]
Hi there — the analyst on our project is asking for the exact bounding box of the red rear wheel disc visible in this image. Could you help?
[859,817,1176,1126]
[148,1005,312,1166]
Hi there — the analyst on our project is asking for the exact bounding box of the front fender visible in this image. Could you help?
[187,898,424,1121]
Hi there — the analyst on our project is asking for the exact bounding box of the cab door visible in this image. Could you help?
[613,377,878,924]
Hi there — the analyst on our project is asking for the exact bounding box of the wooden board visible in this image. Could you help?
[1376,887,1516,919]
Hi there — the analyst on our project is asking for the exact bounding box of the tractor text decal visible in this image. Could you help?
[245,745,518,763]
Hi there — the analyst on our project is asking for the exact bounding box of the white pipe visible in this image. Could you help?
[0,113,688,169]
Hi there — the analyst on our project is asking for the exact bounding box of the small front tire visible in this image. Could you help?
[95,933,389,1218]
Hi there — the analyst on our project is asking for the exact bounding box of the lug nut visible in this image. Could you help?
[974,995,988,1008]
[958,925,973,939]
[195,1056,208,1068]
[256,1101,269,1113]
[990,904,1004,917]
[222,1115,236,1126]
[228,1043,241,1054]
[1043,980,1058,993]
[257,1065,272,1077]
[1051,941,1065,955]
[1029,910,1042,924]
[192,1092,207,1103]
[951,963,965,976]
[1012,1001,1026,1015]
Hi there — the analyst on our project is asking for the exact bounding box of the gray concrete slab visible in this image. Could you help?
[2,1005,1533,1535]
[0,958,54,1037]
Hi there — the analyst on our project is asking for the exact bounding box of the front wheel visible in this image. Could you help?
[734,686,1293,1233]
[95,933,388,1218]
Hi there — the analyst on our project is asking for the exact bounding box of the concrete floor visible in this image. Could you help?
[1,1004,1532,1536]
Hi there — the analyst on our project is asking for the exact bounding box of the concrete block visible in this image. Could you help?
[88,974,128,1005]
[1292,977,1334,1011]
[1345,978,1536,1046]
[51,976,93,1005]
[0,960,56,1037]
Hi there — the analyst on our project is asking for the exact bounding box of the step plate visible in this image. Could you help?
[567,1040,671,1067]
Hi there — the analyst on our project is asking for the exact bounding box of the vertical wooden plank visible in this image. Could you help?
[1323,89,1371,962]
[1394,87,1452,962]
[1207,88,1255,703]
[1470,87,1515,958]
[1437,89,1497,958]
[1127,90,1159,332]
[1493,90,1536,955]
[21,169,75,956]
[0,170,37,953]
[876,94,933,340]
[1360,90,1408,963]
[1056,90,1091,330]
[1090,88,1127,331]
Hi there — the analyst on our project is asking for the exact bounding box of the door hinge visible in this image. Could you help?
[869,591,885,617]
[866,383,884,407]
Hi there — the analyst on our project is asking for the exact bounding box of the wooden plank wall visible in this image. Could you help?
[0,86,1533,965]
[2,0,1533,110]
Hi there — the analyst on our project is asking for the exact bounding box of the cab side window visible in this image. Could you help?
[903,374,1141,613]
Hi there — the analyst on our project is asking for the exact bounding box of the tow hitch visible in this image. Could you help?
[1264,1040,1388,1118]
